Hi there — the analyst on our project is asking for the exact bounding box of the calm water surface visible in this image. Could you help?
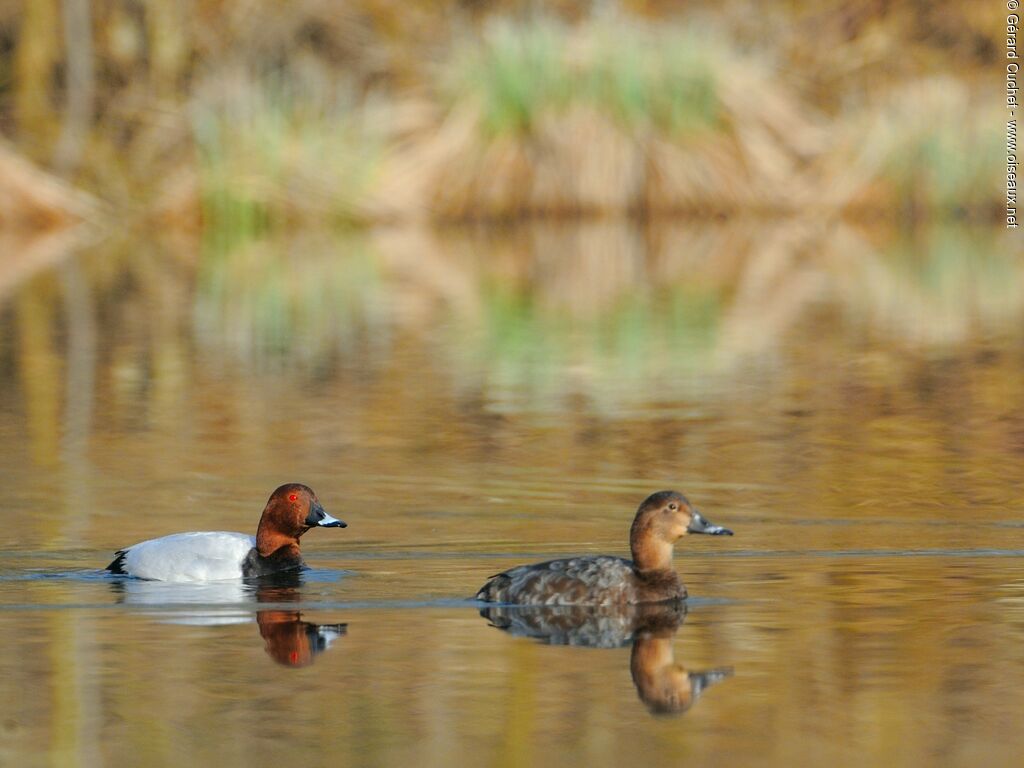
[0,221,1022,766]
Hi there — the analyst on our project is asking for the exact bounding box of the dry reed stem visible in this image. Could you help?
[0,142,100,229]
[0,228,89,300]
[371,225,484,327]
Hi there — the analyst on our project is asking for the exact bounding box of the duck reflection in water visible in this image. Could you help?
[109,570,346,668]
[480,601,733,716]
[253,575,347,667]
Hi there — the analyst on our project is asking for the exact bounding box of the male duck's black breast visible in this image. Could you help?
[241,547,305,578]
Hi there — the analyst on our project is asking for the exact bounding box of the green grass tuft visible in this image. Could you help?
[446,18,723,138]
[193,72,381,240]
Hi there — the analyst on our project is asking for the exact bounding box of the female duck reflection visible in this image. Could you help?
[110,571,346,668]
[480,602,732,715]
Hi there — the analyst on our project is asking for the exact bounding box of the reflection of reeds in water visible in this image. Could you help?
[466,228,720,414]
[717,222,1024,362]
[829,225,1024,345]
[191,220,1022,406]
[0,228,91,302]
[194,231,388,367]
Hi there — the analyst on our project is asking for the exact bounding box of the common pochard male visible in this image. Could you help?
[106,484,345,582]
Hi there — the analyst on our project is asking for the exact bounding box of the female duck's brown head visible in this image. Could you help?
[630,624,734,715]
[256,483,346,557]
[629,491,732,572]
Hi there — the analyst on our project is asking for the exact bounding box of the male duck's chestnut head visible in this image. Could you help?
[257,483,346,557]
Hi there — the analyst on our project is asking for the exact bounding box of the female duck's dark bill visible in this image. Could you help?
[305,501,347,528]
[687,511,733,536]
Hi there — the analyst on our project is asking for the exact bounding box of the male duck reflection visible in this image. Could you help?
[257,609,347,667]
[254,580,347,668]
[112,575,347,667]
[106,483,346,581]
[476,491,732,606]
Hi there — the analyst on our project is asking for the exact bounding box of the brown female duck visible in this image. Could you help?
[476,490,732,606]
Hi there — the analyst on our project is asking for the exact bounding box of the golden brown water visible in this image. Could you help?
[1,220,1023,766]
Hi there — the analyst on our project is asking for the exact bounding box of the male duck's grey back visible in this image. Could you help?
[475,490,732,606]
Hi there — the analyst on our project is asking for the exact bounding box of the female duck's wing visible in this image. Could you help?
[476,556,635,606]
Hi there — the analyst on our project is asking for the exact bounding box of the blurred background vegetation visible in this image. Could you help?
[0,0,1005,233]
[0,11,1021,764]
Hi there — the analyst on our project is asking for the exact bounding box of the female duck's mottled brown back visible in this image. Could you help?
[475,490,732,606]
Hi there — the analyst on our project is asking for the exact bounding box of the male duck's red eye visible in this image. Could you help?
[288,493,298,502]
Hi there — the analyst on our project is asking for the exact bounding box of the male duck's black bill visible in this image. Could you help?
[687,511,733,536]
[305,501,347,528]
